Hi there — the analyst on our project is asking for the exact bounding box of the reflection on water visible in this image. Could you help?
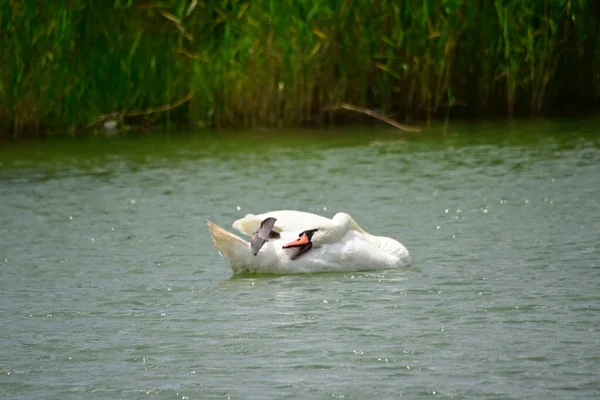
[1,120,599,398]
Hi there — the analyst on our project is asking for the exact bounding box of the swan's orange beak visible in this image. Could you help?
[282,232,310,248]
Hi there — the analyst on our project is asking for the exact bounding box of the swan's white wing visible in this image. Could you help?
[369,235,411,260]
[256,230,407,273]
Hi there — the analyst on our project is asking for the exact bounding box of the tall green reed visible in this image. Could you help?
[1,0,598,138]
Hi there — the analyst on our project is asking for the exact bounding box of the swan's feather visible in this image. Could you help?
[250,217,277,255]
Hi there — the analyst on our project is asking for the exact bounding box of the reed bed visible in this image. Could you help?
[1,0,598,138]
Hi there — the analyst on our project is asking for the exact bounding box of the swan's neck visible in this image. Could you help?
[347,217,366,234]
[344,216,385,251]
[312,213,353,246]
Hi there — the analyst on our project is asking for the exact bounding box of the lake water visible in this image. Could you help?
[1,121,599,399]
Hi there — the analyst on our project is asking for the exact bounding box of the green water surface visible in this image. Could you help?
[1,120,599,399]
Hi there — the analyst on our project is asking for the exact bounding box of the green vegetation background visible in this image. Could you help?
[1,0,599,138]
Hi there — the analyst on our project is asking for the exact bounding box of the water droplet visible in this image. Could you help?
[91,237,95,241]
[406,366,410,369]
[236,206,241,210]
[524,199,529,204]
[444,209,448,213]
[433,391,436,395]
[161,313,166,316]
[478,292,482,295]
[436,225,441,230]
[130,199,136,204]
[69,215,73,220]
[323,206,328,211]
[167,288,172,291]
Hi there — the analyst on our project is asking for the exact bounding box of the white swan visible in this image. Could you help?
[207,210,411,275]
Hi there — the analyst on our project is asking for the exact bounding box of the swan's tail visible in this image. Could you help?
[207,221,250,262]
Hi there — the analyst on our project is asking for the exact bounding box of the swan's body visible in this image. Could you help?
[208,210,411,275]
